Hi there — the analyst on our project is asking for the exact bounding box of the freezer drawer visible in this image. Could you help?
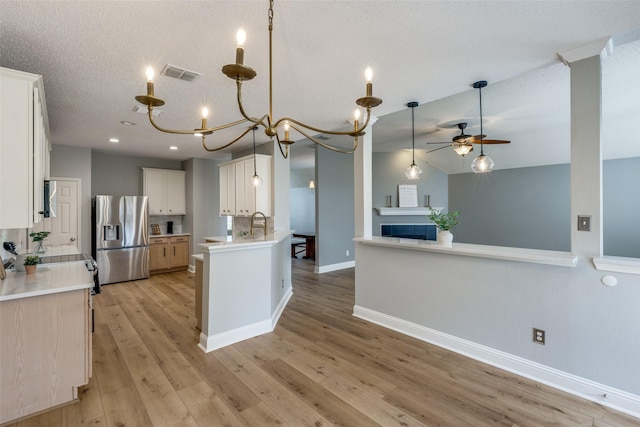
[97,246,149,285]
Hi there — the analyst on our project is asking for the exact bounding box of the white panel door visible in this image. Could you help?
[32,179,79,251]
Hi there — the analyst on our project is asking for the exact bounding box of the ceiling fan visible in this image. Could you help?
[426,122,475,156]
[425,81,511,158]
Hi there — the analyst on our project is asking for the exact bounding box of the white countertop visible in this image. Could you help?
[200,230,292,253]
[0,261,93,302]
[355,236,578,267]
[150,233,190,238]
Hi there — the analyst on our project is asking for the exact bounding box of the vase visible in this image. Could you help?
[34,241,47,254]
[25,264,37,275]
[437,230,453,247]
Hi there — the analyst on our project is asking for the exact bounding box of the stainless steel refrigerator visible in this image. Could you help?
[93,195,149,285]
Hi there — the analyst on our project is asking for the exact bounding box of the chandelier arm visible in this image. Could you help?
[146,108,251,135]
[273,107,371,138]
[274,133,289,159]
[200,125,256,152]
[289,123,359,154]
[235,79,269,129]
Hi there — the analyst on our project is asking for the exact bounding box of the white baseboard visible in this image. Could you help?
[315,260,355,274]
[353,305,640,419]
[271,288,293,329]
[187,264,195,273]
[198,289,293,353]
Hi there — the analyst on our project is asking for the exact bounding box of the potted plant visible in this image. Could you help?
[29,231,51,254]
[23,254,40,275]
[428,210,460,247]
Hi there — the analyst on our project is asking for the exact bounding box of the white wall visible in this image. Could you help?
[290,168,315,234]
[50,144,92,253]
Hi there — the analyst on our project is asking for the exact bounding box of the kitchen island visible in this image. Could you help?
[197,230,292,352]
[0,255,94,424]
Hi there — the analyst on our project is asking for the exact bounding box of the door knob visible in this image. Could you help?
[70,237,76,241]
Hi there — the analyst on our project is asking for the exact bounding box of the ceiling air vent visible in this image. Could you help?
[160,64,202,81]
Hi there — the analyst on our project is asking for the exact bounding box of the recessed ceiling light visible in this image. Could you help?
[109,138,119,143]
[120,120,136,126]
[169,146,178,150]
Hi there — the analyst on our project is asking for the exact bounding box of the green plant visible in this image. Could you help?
[23,255,40,266]
[29,231,51,242]
[428,210,460,231]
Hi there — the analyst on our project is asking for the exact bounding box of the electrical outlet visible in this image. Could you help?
[577,215,591,231]
[533,328,545,345]
[346,250,349,257]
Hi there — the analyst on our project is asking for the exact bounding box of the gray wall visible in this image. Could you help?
[183,158,226,257]
[290,168,315,234]
[316,147,354,266]
[372,151,448,235]
[449,163,571,251]
[50,144,92,253]
[91,150,181,197]
[603,156,640,257]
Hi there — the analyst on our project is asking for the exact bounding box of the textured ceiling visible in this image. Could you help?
[1,1,639,174]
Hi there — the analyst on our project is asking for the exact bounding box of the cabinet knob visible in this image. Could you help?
[70,237,76,241]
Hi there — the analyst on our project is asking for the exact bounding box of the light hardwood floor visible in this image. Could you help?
[6,258,638,426]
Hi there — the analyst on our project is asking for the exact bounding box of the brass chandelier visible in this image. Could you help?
[135,0,382,158]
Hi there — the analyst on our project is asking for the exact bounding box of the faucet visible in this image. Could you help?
[250,211,267,236]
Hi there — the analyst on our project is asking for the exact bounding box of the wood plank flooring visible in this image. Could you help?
[6,259,638,426]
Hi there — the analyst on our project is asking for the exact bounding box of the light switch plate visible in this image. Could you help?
[578,215,591,231]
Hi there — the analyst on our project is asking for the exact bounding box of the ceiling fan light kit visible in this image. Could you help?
[134,0,382,158]
[405,101,423,180]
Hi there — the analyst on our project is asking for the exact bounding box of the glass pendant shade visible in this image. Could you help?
[405,162,422,180]
[471,154,494,173]
[251,173,263,187]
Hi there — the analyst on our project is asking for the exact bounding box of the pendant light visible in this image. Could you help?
[405,101,422,180]
[470,81,495,173]
[250,126,263,187]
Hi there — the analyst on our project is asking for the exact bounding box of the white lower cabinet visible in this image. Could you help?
[0,67,50,228]
[219,154,271,216]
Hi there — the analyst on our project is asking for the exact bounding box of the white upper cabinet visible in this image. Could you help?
[219,154,271,217]
[142,168,186,215]
[0,67,50,229]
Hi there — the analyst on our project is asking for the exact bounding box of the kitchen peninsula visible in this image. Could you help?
[0,249,94,424]
[196,230,292,352]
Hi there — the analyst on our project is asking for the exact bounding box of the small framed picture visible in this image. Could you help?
[398,184,418,207]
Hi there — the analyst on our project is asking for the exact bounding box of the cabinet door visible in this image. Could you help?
[143,169,167,215]
[149,238,169,271]
[0,72,33,228]
[235,161,250,216]
[165,170,186,215]
[254,156,271,216]
[219,164,235,215]
[32,87,44,224]
[170,239,190,268]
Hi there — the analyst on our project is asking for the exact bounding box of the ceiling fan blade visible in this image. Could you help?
[469,135,510,144]
[426,141,454,145]
[426,144,452,154]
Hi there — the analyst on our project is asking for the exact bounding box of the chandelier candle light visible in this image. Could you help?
[135,0,382,158]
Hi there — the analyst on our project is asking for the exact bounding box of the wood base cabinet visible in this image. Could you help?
[0,289,91,424]
[149,235,190,274]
